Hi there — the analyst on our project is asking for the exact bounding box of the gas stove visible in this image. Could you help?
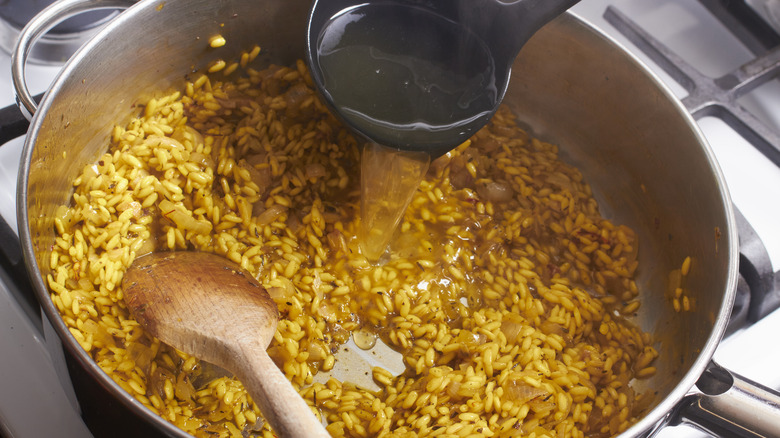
[0,1,779,437]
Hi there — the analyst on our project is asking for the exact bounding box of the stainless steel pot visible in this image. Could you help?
[13,0,780,436]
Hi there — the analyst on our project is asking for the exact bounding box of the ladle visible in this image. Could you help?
[306,0,581,158]
[122,251,330,438]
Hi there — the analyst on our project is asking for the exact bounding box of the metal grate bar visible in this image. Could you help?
[698,0,780,55]
[604,5,780,166]
[603,6,701,94]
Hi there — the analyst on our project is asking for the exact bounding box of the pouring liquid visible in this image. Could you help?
[360,144,429,262]
[314,3,497,259]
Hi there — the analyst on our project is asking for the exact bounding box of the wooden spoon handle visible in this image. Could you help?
[235,347,330,437]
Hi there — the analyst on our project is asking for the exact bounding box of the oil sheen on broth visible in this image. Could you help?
[315,4,498,260]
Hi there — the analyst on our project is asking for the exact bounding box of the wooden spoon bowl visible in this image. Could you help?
[122,251,329,437]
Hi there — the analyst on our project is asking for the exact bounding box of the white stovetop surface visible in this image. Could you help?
[1,1,779,437]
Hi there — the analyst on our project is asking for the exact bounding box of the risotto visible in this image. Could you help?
[47,47,658,438]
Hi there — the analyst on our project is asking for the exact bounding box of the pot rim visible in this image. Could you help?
[16,2,740,437]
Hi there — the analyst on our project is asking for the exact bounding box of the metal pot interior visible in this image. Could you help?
[19,0,738,436]
[507,14,738,436]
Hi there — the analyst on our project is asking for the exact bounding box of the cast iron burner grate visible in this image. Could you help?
[604,0,780,332]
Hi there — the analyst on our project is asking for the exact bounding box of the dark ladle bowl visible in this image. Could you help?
[305,0,580,158]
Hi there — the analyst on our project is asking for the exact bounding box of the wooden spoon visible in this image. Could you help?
[122,251,330,438]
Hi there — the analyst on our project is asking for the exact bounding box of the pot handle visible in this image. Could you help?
[675,361,780,437]
[11,0,137,120]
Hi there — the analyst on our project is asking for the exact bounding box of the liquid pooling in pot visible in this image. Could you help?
[44,49,658,436]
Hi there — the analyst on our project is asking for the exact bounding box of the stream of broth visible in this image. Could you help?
[359,144,430,262]
[314,4,496,260]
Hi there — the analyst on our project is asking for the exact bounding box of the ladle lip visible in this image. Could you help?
[304,0,512,158]
[304,0,357,103]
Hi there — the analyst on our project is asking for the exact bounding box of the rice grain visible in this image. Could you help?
[48,51,658,438]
